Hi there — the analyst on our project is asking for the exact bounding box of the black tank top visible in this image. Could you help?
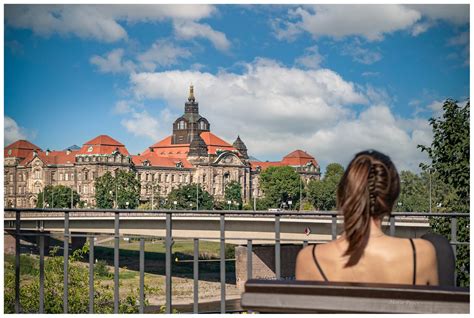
[312,238,417,284]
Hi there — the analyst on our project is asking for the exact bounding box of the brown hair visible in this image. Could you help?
[337,150,400,267]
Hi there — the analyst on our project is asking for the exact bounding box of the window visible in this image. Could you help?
[171,175,175,182]
[178,120,186,129]
[84,185,88,194]
[158,174,162,182]
[34,170,42,179]
[203,174,206,183]
[71,173,74,181]
[190,175,193,183]
[87,146,93,152]
[65,173,69,181]
[199,121,207,130]
[84,171,88,181]
[10,174,14,182]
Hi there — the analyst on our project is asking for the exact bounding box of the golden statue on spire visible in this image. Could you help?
[188,84,195,101]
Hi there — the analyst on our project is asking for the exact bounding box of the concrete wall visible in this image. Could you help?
[235,244,302,290]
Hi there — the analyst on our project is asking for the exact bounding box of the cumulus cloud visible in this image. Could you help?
[274,4,468,42]
[295,45,324,69]
[121,111,162,140]
[173,21,231,51]
[447,31,469,66]
[274,4,421,41]
[341,40,382,64]
[90,48,136,74]
[4,116,30,146]
[5,4,227,47]
[137,40,192,71]
[127,58,431,171]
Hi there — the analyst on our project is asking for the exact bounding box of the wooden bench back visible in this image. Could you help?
[241,279,469,313]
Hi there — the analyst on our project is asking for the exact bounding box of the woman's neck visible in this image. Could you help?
[369,217,385,238]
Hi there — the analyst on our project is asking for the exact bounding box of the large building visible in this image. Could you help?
[4,86,321,208]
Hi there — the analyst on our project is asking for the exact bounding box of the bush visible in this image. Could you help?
[4,243,148,313]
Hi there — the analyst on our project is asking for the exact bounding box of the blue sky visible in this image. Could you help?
[4,4,470,172]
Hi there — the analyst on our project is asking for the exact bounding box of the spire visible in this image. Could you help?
[233,135,248,159]
[188,84,195,102]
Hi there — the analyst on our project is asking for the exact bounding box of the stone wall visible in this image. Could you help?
[235,244,303,290]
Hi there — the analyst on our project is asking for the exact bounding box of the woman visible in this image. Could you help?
[296,150,438,285]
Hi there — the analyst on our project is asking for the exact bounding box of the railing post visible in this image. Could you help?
[390,215,395,236]
[15,210,20,313]
[451,217,458,286]
[114,212,119,313]
[165,213,172,314]
[193,238,199,314]
[39,234,45,313]
[64,211,69,314]
[247,239,253,280]
[331,215,337,240]
[275,214,281,280]
[139,238,145,314]
[220,213,226,313]
[89,236,94,314]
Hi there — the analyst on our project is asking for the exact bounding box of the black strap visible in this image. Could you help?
[409,238,417,285]
[312,244,328,281]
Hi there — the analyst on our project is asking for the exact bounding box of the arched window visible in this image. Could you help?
[178,120,186,130]
[199,121,206,130]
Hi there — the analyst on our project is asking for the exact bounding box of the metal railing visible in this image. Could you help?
[4,208,469,314]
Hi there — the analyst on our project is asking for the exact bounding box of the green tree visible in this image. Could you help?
[306,163,344,211]
[95,171,141,209]
[259,166,301,208]
[418,98,469,287]
[142,181,161,209]
[224,181,243,209]
[165,184,214,210]
[37,185,80,208]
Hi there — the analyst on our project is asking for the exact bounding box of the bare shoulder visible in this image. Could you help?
[295,244,323,280]
[413,238,437,263]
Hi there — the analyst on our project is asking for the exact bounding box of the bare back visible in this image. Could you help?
[296,235,438,285]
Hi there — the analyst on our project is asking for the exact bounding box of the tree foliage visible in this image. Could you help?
[36,185,80,208]
[259,166,301,208]
[418,98,469,287]
[95,171,141,209]
[306,163,344,211]
[224,181,243,209]
[165,183,214,210]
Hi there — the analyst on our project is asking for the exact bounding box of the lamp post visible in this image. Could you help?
[109,190,114,209]
[126,201,129,209]
[196,182,199,211]
[151,183,154,210]
[299,176,302,212]
[190,203,193,210]
[227,200,231,210]
[288,200,293,210]
[429,167,432,213]
[173,200,177,210]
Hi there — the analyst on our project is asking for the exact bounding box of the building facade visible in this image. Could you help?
[4,86,321,208]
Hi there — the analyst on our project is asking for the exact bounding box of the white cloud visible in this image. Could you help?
[275,5,421,41]
[128,58,431,171]
[138,40,192,71]
[407,4,469,25]
[5,4,225,45]
[173,20,231,51]
[4,116,29,146]
[448,31,469,46]
[274,4,468,42]
[341,40,382,64]
[446,31,469,66]
[120,111,162,140]
[295,45,323,69]
[90,48,136,74]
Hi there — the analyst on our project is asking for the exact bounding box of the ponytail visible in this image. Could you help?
[337,150,400,267]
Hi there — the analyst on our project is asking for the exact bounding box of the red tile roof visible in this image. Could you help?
[5,140,42,159]
[132,152,192,168]
[19,149,79,166]
[281,149,319,166]
[250,149,318,171]
[78,134,130,155]
[143,132,236,157]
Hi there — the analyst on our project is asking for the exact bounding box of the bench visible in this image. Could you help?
[241,279,469,313]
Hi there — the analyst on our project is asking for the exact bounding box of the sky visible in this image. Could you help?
[4,4,470,173]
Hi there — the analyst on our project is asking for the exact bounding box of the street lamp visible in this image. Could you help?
[190,203,193,210]
[173,200,177,210]
[227,200,232,210]
[109,190,115,209]
[126,201,129,209]
[288,200,293,210]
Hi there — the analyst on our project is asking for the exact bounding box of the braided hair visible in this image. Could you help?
[337,150,400,267]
